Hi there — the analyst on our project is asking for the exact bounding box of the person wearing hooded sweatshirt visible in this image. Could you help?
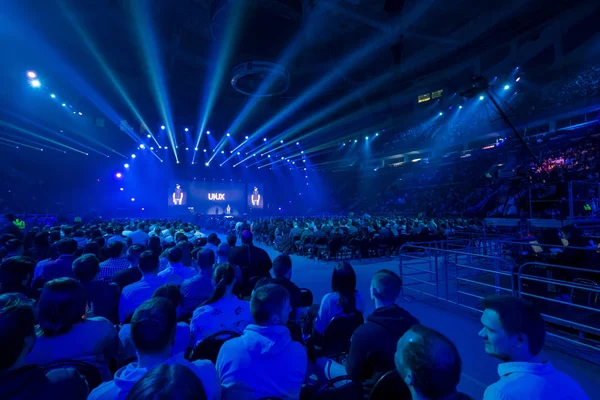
[216,283,307,400]
[0,293,88,400]
[316,269,419,386]
[88,297,220,400]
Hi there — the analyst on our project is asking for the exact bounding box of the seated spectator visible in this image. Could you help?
[148,235,162,256]
[98,241,130,281]
[216,283,307,400]
[4,239,24,258]
[120,284,192,362]
[72,254,120,324]
[395,324,470,400]
[180,249,215,318]
[82,241,101,258]
[317,269,418,383]
[25,278,119,380]
[314,261,364,335]
[89,298,220,400]
[0,256,39,299]
[158,247,195,285]
[119,251,165,323]
[127,224,149,247]
[0,293,88,400]
[25,232,53,262]
[203,233,219,257]
[226,233,237,247]
[479,296,589,400]
[270,254,301,317]
[107,225,128,246]
[217,243,243,287]
[32,238,78,286]
[112,245,144,291]
[126,364,207,400]
[230,231,272,279]
[190,263,252,345]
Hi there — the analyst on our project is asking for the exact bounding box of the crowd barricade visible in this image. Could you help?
[399,241,600,351]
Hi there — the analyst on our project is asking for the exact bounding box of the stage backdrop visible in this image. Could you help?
[168,181,245,215]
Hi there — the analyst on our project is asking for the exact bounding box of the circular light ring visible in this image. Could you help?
[231,61,290,97]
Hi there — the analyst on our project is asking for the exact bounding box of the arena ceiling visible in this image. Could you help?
[0,0,594,173]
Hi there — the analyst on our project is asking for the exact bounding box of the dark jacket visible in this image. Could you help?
[0,365,88,400]
[271,277,302,311]
[346,304,419,382]
[230,244,272,279]
[112,266,142,291]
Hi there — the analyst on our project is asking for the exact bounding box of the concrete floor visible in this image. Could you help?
[231,237,599,399]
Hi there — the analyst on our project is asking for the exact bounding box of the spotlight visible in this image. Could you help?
[205,162,209,166]
[342,143,346,146]
[479,96,484,101]
[194,147,198,151]
[237,152,240,155]
[221,150,224,153]
[365,136,369,140]
[120,188,124,191]
[30,79,41,88]
[150,147,154,150]
[504,85,510,90]
[185,147,189,151]
[131,154,136,159]
[459,105,463,109]
[61,103,66,107]
[140,144,145,149]
[268,155,271,158]
[354,140,358,143]
[184,128,189,132]
[115,172,122,178]
[146,134,151,138]
[206,131,210,134]
[131,198,135,202]
[263,138,267,142]
[375,133,379,136]
[50,93,56,98]
[203,149,207,152]
[124,163,129,168]
[78,112,83,115]
[160,125,165,130]
[164,146,168,150]
[516,77,521,82]
[245,136,249,140]
[227,133,230,137]
[280,140,284,143]
[26,71,37,79]
[439,112,443,116]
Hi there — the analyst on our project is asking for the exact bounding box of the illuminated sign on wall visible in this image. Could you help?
[208,193,226,201]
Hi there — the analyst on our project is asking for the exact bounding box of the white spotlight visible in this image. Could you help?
[140,144,145,149]
[245,136,249,140]
[227,133,230,137]
[131,154,136,159]
[30,79,41,88]
[479,95,484,101]
[160,125,165,130]
[27,71,37,78]
[206,131,210,134]
[184,127,189,132]
[50,93,56,98]
[147,134,151,138]
[205,162,209,166]
[124,163,129,168]
[186,147,189,150]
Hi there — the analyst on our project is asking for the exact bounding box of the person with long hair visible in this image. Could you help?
[25,278,119,380]
[126,364,207,400]
[314,261,364,334]
[190,263,252,345]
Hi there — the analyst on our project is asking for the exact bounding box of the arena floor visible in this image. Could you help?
[236,237,600,399]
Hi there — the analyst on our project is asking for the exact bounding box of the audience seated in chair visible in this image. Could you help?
[112,245,144,290]
[0,293,89,400]
[0,256,39,299]
[316,269,418,385]
[32,238,78,287]
[73,254,120,324]
[230,231,272,279]
[180,249,215,318]
[313,261,364,336]
[119,251,165,323]
[158,246,195,285]
[126,363,207,400]
[395,324,471,400]
[120,284,192,362]
[98,241,130,281]
[89,297,220,400]
[479,295,589,400]
[191,263,252,345]
[24,278,119,381]
[216,283,307,400]
[271,254,302,320]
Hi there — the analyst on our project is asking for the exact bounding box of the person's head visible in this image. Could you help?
[207,233,218,245]
[226,233,237,247]
[148,236,162,252]
[138,224,146,232]
[0,256,36,287]
[395,324,462,400]
[241,230,253,245]
[250,283,291,326]
[370,269,402,307]
[107,240,125,259]
[130,298,176,355]
[72,254,101,282]
[203,263,236,306]
[331,261,357,314]
[138,251,160,275]
[272,254,292,280]
[479,295,546,362]
[4,239,23,256]
[82,241,101,257]
[127,244,145,266]
[175,184,181,190]
[33,232,50,248]
[197,249,215,270]
[216,243,230,263]
[0,293,36,370]
[167,246,182,263]
[126,364,207,400]
[37,278,87,336]
[152,284,182,308]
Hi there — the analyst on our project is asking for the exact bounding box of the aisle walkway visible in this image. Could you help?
[229,237,600,399]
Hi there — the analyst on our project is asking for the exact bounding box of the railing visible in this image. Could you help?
[399,239,600,352]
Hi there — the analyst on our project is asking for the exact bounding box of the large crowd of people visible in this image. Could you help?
[0,216,591,399]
